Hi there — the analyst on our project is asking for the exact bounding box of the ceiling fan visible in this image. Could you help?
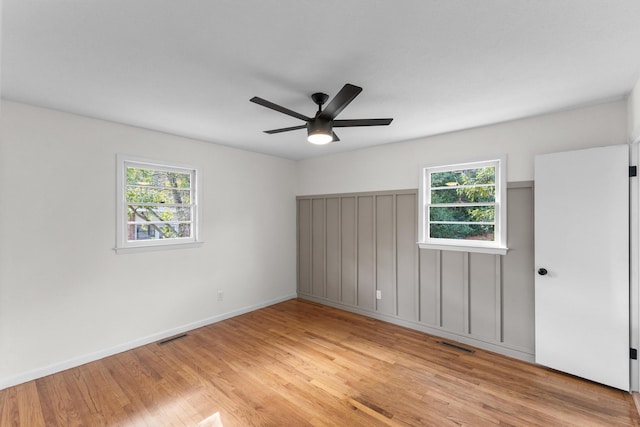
[250,83,393,145]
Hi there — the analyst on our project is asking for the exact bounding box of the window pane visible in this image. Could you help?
[430,166,495,187]
[127,223,192,241]
[119,158,199,249]
[126,187,191,204]
[430,224,495,241]
[126,167,191,188]
[430,206,494,223]
[128,206,191,222]
[431,186,495,203]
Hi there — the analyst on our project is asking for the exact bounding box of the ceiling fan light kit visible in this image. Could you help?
[250,83,393,145]
[307,118,333,145]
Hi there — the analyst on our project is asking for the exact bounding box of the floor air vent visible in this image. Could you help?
[438,341,475,354]
[158,333,188,345]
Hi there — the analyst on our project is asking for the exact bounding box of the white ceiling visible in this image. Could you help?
[3,1,640,160]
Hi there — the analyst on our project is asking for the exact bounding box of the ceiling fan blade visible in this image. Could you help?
[332,131,340,142]
[333,118,393,127]
[319,84,363,120]
[264,125,307,134]
[250,97,310,122]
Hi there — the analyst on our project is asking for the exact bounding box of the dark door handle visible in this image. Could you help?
[538,268,548,276]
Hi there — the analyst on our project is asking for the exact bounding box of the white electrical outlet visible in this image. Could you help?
[217,290,224,301]
[376,290,382,300]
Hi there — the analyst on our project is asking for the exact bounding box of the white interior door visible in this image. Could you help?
[534,144,629,391]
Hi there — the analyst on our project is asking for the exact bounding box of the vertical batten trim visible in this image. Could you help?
[373,195,378,311]
[436,250,442,327]
[355,196,359,306]
[393,194,398,316]
[296,200,300,292]
[418,249,423,323]
[495,254,503,342]
[415,193,420,323]
[308,199,313,294]
[323,198,327,298]
[463,252,470,335]
[338,197,343,302]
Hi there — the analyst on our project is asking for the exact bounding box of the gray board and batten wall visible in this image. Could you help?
[296,182,535,361]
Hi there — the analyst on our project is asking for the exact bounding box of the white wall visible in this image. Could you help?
[629,79,640,143]
[297,100,628,195]
[0,101,297,388]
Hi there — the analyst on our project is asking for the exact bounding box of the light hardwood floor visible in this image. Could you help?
[1,299,639,426]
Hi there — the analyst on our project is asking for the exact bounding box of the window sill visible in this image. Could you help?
[417,242,508,255]
[114,241,204,254]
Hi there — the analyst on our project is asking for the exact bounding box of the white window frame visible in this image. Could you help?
[115,155,203,254]
[418,156,508,255]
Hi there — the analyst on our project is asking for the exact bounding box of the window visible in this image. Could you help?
[116,156,202,253]
[418,157,507,254]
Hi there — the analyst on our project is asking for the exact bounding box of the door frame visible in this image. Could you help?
[631,141,640,392]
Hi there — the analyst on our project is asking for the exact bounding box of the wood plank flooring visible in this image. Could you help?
[1,299,638,426]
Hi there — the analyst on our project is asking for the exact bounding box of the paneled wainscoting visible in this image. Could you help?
[297,183,534,361]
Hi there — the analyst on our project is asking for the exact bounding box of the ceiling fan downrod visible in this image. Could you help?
[311,92,329,115]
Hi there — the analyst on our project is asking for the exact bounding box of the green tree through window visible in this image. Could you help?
[126,165,193,241]
[429,166,496,240]
[419,158,507,254]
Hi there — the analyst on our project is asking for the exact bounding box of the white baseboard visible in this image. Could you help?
[0,294,297,391]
